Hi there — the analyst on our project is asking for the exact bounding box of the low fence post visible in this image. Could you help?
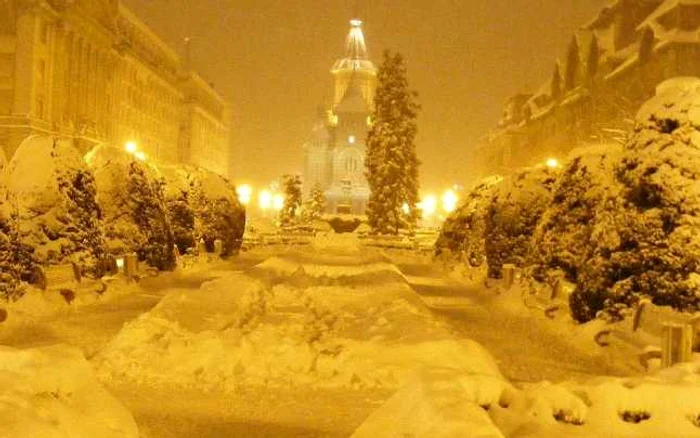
[502,264,515,289]
[124,253,138,281]
[661,323,693,367]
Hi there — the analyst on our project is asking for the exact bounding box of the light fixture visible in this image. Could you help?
[442,190,458,214]
[236,184,252,205]
[420,194,437,218]
[125,141,137,153]
[259,190,272,210]
[546,158,559,169]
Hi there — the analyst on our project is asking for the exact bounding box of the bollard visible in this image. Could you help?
[214,239,223,255]
[197,239,207,254]
[661,323,693,367]
[502,264,515,289]
[124,253,138,281]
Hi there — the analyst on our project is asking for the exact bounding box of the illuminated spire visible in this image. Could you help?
[332,19,376,73]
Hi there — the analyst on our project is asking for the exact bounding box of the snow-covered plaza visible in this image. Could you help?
[0,231,699,437]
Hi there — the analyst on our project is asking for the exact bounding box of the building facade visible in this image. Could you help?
[0,0,230,176]
[475,0,700,179]
[303,19,377,214]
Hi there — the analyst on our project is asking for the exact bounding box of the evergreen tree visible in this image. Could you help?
[551,61,563,101]
[564,36,580,91]
[365,50,421,235]
[128,163,176,271]
[0,191,32,301]
[301,183,326,222]
[279,174,302,226]
[586,35,600,84]
[639,27,655,64]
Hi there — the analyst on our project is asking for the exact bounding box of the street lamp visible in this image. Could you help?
[546,158,559,169]
[259,190,272,210]
[420,194,437,218]
[273,194,285,211]
[125,141,137,153]
[442,189,458,214]
[237,184,252,205]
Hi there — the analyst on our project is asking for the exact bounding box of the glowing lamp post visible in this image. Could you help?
[259,190,272,217]
[236,184,252,206]
[273,194,285,212]
[420,195,437,218]
[442,190,458,214]
[125,141,137,153]
[546,158,559,169]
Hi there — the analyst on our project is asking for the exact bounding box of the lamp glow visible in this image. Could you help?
[442,190,458,214]
[125,141,137,153]
[546,158,559,169]
[236,184,252,205]
[116,257,124,270]
[420,195,437,218]
[134,151,147,161]
[273,194,285,211]
[259,190,272,210]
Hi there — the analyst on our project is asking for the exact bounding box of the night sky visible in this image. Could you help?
[123,0,609,193]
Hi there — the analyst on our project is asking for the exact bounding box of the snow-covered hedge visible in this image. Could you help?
[0,186,31,301]
[159,165,196,255]
[86,145,175,271]
[435,177,501,267]
[188,168,245,256]
[484,167,557,278]
[5,137,105,277]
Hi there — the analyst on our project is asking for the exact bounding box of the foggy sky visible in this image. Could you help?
[123,0,609,192]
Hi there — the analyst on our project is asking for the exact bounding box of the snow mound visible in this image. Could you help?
[352,369,507,438]
[0,345,138,438]
[311,232,362,254]
[491,358,700,437]
[95,265,500,390]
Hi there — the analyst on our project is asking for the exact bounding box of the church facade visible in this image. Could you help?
[302,19,377,214]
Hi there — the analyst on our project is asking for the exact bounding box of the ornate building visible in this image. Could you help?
[475,0,700,179]
[0,0,230,176]
[303,19,377,214]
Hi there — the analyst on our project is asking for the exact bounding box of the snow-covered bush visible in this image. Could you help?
[0,188,31,301]
[600,78,700,316]
[188,168,245,256]
[159,166,196,255]
[484,167,557,278]
[434,177,501,267]
[86,145,175,271]
[5,137,105,276]
[564,78,700,321]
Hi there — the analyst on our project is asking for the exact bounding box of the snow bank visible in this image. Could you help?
[490,358,700,437]
[96,257,500,390]
[0,345,138,438]
[352,369,507,438]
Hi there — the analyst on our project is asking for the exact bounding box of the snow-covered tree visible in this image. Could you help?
[159,166,196,255]
[279,174,302,226]
[87,145,175,271]
[586,35,600,84]
[0,189,32,301]
[484,167,557,278]
[365,50,421,234]
[551,61,563,101]
[435,177,501,267]
[564,36,581,91]
[301,183,326,223]
[6,137,106,277]
[188,168,245,257]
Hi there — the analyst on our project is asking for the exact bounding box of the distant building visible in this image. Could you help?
[303,19,377,214]
[0,0,230,177]
[475,0,700,178]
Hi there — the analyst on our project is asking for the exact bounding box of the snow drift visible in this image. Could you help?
[0,345,138,438]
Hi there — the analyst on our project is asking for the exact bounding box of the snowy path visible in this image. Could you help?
[395,259,642,383]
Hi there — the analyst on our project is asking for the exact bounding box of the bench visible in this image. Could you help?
[32,263,107,303]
